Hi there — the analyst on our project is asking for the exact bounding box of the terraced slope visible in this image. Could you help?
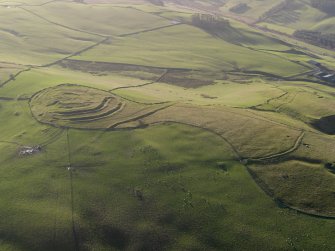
[30,84,171,129]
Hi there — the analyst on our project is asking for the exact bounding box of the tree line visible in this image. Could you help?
[191,13,230,31]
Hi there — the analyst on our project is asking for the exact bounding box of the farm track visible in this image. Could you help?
[66,129,80,251]
[52,188,60,246]
[110,69,170,92]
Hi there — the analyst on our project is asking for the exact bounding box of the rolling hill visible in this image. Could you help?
[1,0,335,250]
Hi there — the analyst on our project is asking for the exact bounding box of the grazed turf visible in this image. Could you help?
[1,0,335,250]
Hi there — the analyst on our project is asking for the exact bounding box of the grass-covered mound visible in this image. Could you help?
[30,84,171,129]
[30,84,124,128]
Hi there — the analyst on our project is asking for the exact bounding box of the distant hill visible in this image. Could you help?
[166,0,335,50]
[219,0,335,37]
[311,0,335,16]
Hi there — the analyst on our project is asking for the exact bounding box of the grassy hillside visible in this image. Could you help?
[1,0,335,250]
[219,0,335,37]
[312,16,335,33]
[25,2,171,36]
[74,24,308,76]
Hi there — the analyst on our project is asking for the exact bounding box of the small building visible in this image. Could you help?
[19,145,41,156]
[322,74,334,79]
[320,73,335,83]
[313,68,335,83]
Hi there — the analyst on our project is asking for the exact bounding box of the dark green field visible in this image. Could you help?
[1,0,335,250]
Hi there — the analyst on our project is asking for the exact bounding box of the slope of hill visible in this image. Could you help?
[1,0,335,250]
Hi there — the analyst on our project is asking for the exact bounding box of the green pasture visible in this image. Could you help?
[25,2,171,36]
[74,24,309,76]
[0,0,335,250]
[0,6,100,65]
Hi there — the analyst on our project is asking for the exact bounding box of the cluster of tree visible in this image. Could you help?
[325,162,335,173]
[148,0,164,6]
[311,0,335,15]
[294,30,335,49]
[229,3,250,14]
[191,13,230,31]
